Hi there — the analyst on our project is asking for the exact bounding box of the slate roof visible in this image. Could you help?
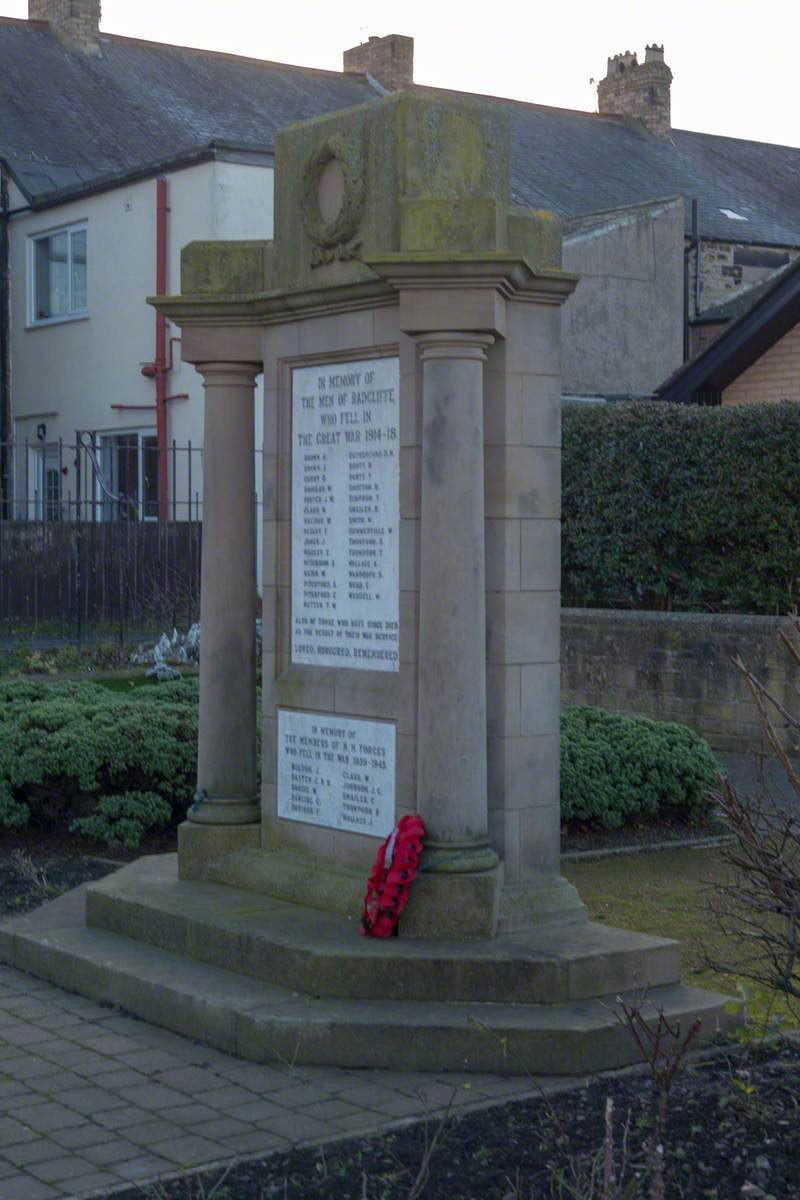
[3,16,800,248]
[0,18,373,196]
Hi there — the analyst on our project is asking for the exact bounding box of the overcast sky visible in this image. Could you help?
[4,0,799,148]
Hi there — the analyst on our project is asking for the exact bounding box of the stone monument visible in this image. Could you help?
[0,93,740,1074]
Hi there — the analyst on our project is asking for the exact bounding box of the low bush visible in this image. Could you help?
[70,791,173,850]
[561,706,718,829]
[562,401,800,613]
[0,677,716,840]
[0,677,199,833]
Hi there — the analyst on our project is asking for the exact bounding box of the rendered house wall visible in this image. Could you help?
[8,160,273,514]
[562,199,684,397]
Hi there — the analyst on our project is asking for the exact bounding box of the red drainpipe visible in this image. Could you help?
[155,177,169,521]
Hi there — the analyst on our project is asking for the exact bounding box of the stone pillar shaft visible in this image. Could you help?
[192,361,261,825]
[416,333,497,871]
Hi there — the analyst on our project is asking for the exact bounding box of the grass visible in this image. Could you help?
[563,846,796,1033]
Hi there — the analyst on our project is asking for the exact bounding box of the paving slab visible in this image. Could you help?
[0,955,587,1200]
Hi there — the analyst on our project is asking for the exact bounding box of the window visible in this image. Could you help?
[97,431,159,521]
[29,223,88,324]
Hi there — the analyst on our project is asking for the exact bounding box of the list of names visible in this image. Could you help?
[291,357,399,671]
[277,709,395,838]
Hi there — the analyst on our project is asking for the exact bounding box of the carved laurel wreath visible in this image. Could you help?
[300,134,365,252]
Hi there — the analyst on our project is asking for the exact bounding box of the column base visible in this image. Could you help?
[178,820,261,881]
[187,795,261,827]
[497,875,588,935]
[421,839,500,874]
[401,864,504,939]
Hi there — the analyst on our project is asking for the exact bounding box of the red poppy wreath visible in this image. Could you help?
[361,814,425,938]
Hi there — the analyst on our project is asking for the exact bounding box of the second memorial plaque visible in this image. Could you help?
[291,356,400,671]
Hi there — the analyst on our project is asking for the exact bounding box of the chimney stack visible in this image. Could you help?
[597,44,672,138]
[343,34,414,92]
[29,0,102,56]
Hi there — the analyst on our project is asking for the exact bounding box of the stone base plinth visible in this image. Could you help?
[0,854,745,1075]
[208,847,505,939]
[498,876,588,934]
[178,821,261,881]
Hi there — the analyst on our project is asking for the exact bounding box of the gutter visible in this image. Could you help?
[140,178,171,522]
[0,161,9,515]
[21,142,275,214]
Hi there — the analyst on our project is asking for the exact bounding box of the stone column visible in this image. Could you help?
[416,333,497,873]
[191,361,261,825]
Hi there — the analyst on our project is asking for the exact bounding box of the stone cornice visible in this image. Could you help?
[148,276,396,328]
[365,253,578,304]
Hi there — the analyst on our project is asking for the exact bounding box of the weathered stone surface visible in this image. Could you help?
[0,864,742,1076]
[181,240,272,296]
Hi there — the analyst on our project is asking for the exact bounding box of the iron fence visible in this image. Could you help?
[0,439,262,640]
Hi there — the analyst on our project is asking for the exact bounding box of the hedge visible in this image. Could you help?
[562,401,800,614]
[560,706,718,830]
[0,678,717,843]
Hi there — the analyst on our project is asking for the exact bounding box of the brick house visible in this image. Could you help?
[2,8,800,517]
[656,257,800,405]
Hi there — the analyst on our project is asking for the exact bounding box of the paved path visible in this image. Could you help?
[0,960,576,1200]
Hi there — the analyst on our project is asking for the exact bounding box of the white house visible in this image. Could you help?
[8,151,274,520]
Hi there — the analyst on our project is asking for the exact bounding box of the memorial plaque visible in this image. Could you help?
[291,356,399,671]
[277,709,396,838]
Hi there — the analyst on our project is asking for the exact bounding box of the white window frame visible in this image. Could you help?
[27,220,88,327]
[94,428,159,522]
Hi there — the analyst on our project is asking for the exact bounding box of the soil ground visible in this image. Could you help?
[99,1038,799,1199]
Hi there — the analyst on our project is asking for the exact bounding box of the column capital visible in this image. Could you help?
[416,332,495,364]
[196,361,262,389]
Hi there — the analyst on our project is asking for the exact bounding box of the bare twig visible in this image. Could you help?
[405,1087,457,1200]
[615,989,701,1200]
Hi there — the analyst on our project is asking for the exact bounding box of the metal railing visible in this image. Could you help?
[0,439,262,640]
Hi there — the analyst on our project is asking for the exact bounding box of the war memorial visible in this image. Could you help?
[0,93,739,1073]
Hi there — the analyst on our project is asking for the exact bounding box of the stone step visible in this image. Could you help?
[83,855,683,1005]
[0,883,739,1076]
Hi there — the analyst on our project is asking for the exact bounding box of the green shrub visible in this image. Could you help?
[562,401,800,613]
[71,792,173,850]
[0,677,199,832]
[561,706,719,829]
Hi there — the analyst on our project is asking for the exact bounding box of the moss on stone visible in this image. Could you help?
[181,241,273,296]
[508,208,563,270]
[399,197,507,253]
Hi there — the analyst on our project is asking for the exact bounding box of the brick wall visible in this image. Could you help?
[722,321,800,405]
[561,609,796,752]
[689,321,727,358]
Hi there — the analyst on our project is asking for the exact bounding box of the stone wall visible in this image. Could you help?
[343,34,413,90]
[597,47,672,139]
[561,609,795,752]
[689,242,799,318]
[723,322,800,406]
[28,0,101,54]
